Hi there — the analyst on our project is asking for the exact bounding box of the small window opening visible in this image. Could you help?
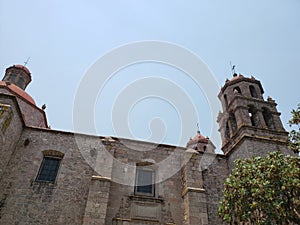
[36,150,64,183]
[225,122,230,139]
[7,74,17,83]
[16,77,25,89]
[135,166,155,197]
[233,86,242,95]
[262,108,275,129]
[249,85,258,98]
[224,94,228,109]
[248,106,258,126]
[229,112,237,134]
[36,157,61,183]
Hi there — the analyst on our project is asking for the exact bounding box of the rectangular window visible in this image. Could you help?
[36,157,61,183]
[135,168,155,196]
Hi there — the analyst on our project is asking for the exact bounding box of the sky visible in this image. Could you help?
[0,0,299,151]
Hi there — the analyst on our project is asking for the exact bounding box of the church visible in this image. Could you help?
[0,64,292,224]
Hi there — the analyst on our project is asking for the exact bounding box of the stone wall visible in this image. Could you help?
[227,137,291,170]
[0,128,94,225]
[16,96,48,128]
[0,95,23,179]
[202,154,228,225]
[0,88,47,128]
[105,140,185,224]
[0,127,209,225]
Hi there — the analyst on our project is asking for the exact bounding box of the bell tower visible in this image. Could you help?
[217,74,290,168]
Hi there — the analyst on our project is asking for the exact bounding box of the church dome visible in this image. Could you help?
[0,81,36,105]
[1,64,35,105]
[186,130,209,148]
[191,131,209,143]
[3,64,32,90]
[225,73,244,83]
[13,64,31,75]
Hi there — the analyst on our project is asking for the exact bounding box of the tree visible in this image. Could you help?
[218,151,300,225]
[288,103,300,154]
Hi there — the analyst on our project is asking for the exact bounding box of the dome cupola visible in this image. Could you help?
[2,64,32,90]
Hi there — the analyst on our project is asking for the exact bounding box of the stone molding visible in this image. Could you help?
[181,187,205,197]
[91,175,111,182]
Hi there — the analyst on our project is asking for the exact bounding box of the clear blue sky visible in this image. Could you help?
[1,0,299,150]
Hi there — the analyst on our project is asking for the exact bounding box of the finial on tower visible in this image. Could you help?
[197,123,200,133]
[24,57,31,67]
[230,61,237,76]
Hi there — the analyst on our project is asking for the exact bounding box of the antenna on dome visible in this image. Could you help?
[230,61,236,76]
[197,123,200,133]
[24,57,31,67]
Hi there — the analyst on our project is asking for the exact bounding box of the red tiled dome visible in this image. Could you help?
[13,65,31,75]
[192,131,208,143]
[226,74,244,83]
[186,131,209,147]
[0,81,35,105]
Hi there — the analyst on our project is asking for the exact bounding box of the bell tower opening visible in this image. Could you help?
[249,85,258,98]
[248,105,258,127]
[262,107,275,129]
[229,112,237,134]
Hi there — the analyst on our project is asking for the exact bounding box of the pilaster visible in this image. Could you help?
[83,176,111,225]
[182,149,208,225]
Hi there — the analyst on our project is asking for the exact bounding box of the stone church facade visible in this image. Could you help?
[0,65,292,225]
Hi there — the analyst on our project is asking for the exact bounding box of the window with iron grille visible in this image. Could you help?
[36,157,61,183]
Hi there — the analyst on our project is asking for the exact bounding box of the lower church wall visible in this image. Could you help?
[0,128,94,225]
[202,155,229,225]
[104,142,185,224]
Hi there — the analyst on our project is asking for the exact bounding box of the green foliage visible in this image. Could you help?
[218,152,300,224]
[289,103,300,153]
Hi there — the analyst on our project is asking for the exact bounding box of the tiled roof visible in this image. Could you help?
[13,64,31,75]
[0,81,35,105]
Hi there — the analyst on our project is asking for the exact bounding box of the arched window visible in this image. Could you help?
[225,122,230,139]
[7,73,17,82]
[229,112,237,134]
[233,86,242,95]
[249,85,258,98]
[248,105,259,127]
[16,76,25,89]
[262,108,275,129]
[224,94,228,109]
